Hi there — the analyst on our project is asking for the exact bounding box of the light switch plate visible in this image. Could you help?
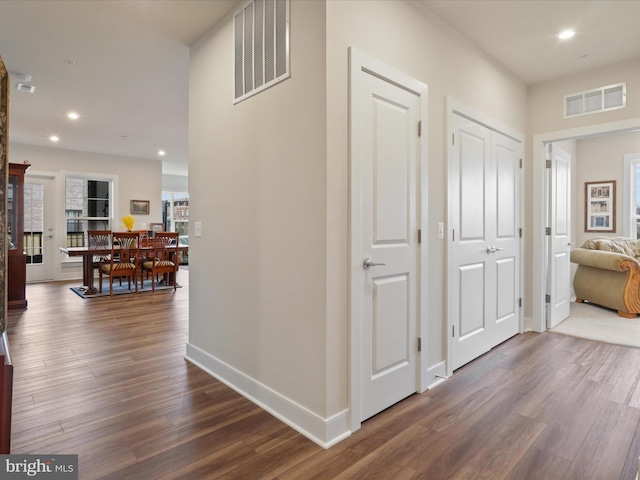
[194,221,202,238]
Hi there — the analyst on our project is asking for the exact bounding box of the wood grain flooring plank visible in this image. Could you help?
[448,413,546,480]
[215,435,318,480]
[420,368,515,435]
[532,377,611,461]
[565,400,640,480]
[329,422,441,480]
[409,388,529,477]
[154,441,256,480]
[504,446,571,480]
[277,393,436,480]
[621,419,640,480]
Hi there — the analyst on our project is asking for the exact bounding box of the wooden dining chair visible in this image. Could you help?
[87,230,111,285]
[99,231,140,296]
[142,231,179,292]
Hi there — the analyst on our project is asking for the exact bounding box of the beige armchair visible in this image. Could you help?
[571,237,640,318]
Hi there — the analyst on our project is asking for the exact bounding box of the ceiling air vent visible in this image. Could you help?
[234,0,290,104]
[16,83,35,93]
[564,82,626,118]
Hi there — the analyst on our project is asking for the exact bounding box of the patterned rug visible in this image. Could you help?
[70,277,181,298]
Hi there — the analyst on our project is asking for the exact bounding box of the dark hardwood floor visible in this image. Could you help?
[7,275,640,479]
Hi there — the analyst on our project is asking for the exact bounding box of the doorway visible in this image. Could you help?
[25,174,57,282]
[349,48,428,431]
[446,98,524,373]
[545,143,572,329]
[531,117,640,332]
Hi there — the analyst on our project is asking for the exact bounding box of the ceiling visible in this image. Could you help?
[1,1,639,178]
[0,0,239,177]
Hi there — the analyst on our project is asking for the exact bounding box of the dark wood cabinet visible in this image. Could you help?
[8,162,30,309]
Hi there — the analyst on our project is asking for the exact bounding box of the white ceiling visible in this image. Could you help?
[1,0,639,178]
[0,0,239,177]
[424,0,640,85]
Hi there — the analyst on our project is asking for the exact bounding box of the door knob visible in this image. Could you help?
[486,246,505,254]
[363,258,386,270]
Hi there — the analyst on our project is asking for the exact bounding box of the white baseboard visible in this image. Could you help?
[185,343,351,449]
[426,361,448,390]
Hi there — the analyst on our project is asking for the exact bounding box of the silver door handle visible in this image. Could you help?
[363,258,386,269]
[486,246,505,254]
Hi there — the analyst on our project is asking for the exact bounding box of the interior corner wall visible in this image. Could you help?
[325,0,527,387]
[187,1,330,442]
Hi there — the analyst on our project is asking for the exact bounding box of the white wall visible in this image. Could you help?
[11,143,163,280]
[575,131,640,246]
[188,0,527,446]
[162,174,188,193]
[188,0,329,426]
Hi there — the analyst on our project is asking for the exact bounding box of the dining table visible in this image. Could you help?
[60,243,188,296]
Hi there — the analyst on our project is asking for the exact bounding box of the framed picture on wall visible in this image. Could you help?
[149,223,164,234]
[585,180,616,232]
[130,199,150,215]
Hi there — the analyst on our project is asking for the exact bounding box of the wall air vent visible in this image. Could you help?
[234,0,290,104]
[564,82,626,118]
[16,83,35,94]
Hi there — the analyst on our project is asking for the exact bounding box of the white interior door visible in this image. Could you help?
[547,144,572,328]
[25,175,57,282]
[352,58,423,423]
[448,110,521,372]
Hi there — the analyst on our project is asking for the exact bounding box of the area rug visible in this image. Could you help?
[550,301,640,348]
[70,278,181,298]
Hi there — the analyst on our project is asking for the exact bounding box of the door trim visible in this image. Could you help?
[349,47,428,433]
[531,116,640,332]
[445,97,524,376]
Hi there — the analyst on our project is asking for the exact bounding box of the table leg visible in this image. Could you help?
[83,257,97,295]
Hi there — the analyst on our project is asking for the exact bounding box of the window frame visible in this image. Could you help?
[63,172,118,259]
[623,152,640,238]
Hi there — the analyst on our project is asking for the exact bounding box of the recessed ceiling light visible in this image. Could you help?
[49,135,60,142]
[558,29,575,40]
[67,112,79,120]
[158,150,166,156]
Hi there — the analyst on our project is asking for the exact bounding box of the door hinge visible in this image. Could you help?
[519,228,523,238]
[452,229,455,242]
[418,228,422,244]
[452,132,455,145]
[545,294,551,303]
[418,121,422,138]
[452,325,455,337]
[545,227,551,235]
[418,337,422,352]
[546,159,552,168]
[519,297,522,308]
[520,158,523,169]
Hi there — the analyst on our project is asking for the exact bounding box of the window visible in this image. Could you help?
[65,176,112,247]
[24,182,43,264]
[623,153,640,238]
[161,192,189,237]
